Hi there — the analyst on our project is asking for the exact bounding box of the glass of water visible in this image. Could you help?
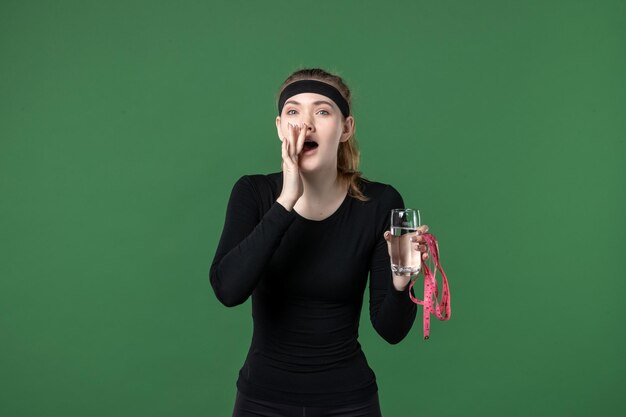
[390,208,421,276]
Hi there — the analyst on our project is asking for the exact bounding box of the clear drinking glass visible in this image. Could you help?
[390,208,421,276]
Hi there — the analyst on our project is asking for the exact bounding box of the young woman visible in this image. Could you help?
[210,68,430,417]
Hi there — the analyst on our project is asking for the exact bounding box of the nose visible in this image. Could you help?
[302,117,315,132]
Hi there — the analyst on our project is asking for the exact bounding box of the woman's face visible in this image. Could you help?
[276,92,354,173]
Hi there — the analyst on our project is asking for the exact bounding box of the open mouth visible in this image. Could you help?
[303,139,319,151]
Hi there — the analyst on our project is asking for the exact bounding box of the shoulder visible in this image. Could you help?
[358,177,404,208]
[230,172,282,202]
[356,177,404,233]
[234,172,281,189]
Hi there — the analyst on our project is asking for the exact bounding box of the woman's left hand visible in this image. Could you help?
[383,224,430,291]
[383,224,430,260]
[411,224,430,262]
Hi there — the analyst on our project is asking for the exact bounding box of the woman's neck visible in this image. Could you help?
[293,168,348,220]
[300,167,346,202]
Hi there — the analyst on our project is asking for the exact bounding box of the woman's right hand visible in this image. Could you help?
[276,122,307,211]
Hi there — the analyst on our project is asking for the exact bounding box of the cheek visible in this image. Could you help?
[280,119,298,132]
[279,122,289,137]
[319,121,341,136]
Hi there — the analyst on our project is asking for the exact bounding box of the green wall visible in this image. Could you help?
[1,1,624,416]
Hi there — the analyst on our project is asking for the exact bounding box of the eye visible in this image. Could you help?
[317,110,330,115]
[286,109,297,115]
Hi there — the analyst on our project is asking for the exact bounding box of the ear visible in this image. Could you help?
[340,116,355,143]
[276,116,283,142]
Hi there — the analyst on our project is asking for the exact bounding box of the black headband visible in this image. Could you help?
[278,79,350,118]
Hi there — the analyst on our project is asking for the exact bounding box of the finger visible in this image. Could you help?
[414,243,427,252]
[410,234,425,243]
[296,123,307,155]
[288,123,299,158]
[282,134,294,167]
[422,252,429,261]
[282,141,290,167]
[417,224,429,234]
[285,123,294,158]
[288,123,300,160]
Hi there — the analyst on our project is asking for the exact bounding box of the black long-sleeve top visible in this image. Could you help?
[209,172,417,406]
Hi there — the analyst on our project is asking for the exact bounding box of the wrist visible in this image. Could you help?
[392,275,411,291]
[276,195,296,211]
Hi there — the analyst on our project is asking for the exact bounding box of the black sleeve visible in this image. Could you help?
[209,175,296,307]
[368,185,417,344]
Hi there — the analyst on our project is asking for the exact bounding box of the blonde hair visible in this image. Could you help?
[276,68,369,202]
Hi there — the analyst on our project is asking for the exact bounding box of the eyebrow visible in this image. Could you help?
[284,100,335,107]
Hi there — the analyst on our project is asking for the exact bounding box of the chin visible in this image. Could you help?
[299,159,333,175]
[298,163,318,174]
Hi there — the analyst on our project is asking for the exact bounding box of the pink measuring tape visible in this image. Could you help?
[408,233,451,339]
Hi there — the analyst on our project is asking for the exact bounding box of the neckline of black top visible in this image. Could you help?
[292,190,351,223]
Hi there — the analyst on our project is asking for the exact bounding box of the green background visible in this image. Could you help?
[1,0,624,416]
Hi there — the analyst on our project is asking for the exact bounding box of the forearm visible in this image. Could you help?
[371,281,417,344]
[210,202,295,307]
